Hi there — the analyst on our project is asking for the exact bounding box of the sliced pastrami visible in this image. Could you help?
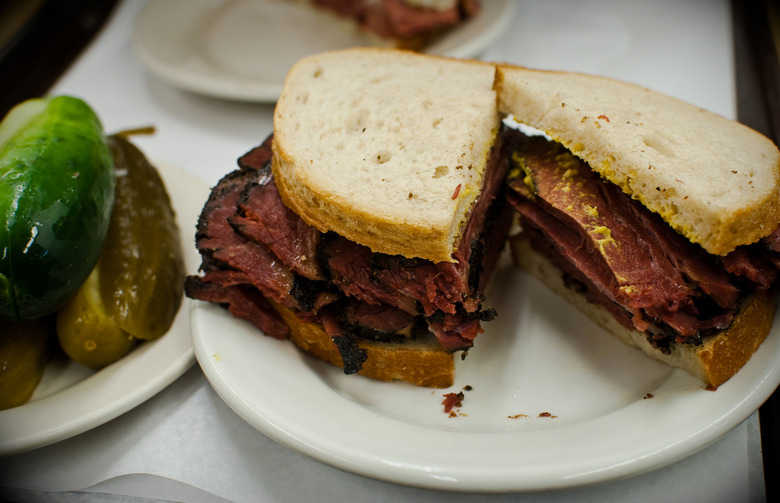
[187,131,508,374]
[340,298,416,342]
[721,246,777,291]
[231,165,324,281]
[192,141,327,314]
[322,234,467,316]
[184,276,289,340]
[311,0,479,40]
[505,130,749,345]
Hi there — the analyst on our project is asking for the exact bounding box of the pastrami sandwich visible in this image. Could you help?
[496,65,780,387]
[185,49,511,388]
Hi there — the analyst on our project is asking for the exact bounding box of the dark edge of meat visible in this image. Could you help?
[331,334,368,374]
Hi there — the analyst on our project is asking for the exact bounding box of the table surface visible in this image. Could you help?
[0,1,777,502]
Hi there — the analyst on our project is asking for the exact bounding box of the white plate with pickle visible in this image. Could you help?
[0,161,209,456]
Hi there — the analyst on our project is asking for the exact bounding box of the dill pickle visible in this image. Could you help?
[0,316,55,410]
[56,267,136,369]
[0,96,115,322]
[98,135,184,340]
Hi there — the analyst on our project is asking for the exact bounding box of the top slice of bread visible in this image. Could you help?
[272,48,499,263]
[495,64,780,256]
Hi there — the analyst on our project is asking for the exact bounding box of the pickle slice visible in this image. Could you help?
[0,317,55,410]
[56,268,137,370]
[98,135,184,340]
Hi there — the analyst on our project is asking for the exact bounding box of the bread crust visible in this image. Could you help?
[510,235,775,387]
[272,48,499,263]
[495,64,780,255]
[271,301,455,388]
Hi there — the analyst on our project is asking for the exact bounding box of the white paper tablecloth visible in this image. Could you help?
[0,1,768,501]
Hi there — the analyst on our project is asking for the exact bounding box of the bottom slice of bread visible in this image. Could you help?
[271,302,455,388]
[510,235,776,387]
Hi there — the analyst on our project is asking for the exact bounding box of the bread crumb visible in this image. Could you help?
[508,413,529,419]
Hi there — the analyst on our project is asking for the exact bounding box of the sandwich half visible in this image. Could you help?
[185,49,511,388]
[496,65,780,387]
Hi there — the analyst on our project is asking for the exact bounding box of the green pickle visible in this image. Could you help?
[0,317,55,410]
[57,268,137,369]
[99,134,184,340]
[0,96,115,322]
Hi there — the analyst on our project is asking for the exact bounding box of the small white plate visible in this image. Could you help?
[133,0,515,102]
[192,255,780,492]
[0,161,210,456]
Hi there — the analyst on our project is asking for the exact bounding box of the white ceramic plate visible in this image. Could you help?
[0,161,210,456]
[133,0,514,102]
[192,255,780,492]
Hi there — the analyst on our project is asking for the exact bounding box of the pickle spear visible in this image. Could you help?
[0,96,115,322]
[56,134,183,368]
[56,267,137,369]
[0,317,55,410]
[98,135,184,340]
